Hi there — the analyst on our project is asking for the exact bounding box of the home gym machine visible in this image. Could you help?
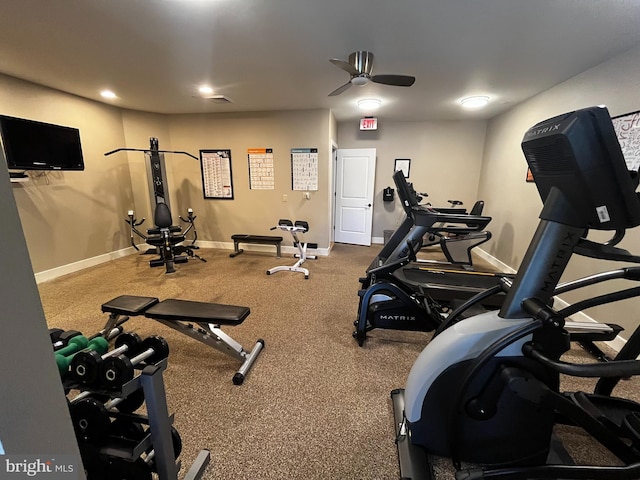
[105,138,205,274]
[266,219,317,279]
[392,106,640,479]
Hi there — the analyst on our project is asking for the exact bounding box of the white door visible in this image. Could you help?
[334,148,376,245]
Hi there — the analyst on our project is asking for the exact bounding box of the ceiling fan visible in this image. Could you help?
[328,51,416,96]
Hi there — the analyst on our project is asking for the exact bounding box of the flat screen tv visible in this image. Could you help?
[0,115,84,173]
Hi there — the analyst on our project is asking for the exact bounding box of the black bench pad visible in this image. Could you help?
[102,295,159,316]
[231,234,283,243]
[145,299,250,326]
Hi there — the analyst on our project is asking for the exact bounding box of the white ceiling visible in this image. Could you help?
[2,1,640,122]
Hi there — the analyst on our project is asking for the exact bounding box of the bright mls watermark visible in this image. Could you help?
[3,456,80,479]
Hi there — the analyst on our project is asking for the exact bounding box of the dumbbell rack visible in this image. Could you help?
[67,358,210,480]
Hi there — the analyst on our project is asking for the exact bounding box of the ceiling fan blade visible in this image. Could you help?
[328,81,353,96]
[330,58,360,76]
[371,74,416,87]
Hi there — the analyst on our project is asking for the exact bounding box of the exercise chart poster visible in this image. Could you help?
[248,148,275,189]
[291,148,318,191]
[612,110,640,171]
[199,149,234,199]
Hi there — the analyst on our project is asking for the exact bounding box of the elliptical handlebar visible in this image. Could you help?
[522,343,640,378]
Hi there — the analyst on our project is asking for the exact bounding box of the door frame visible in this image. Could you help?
[333,147,377,246]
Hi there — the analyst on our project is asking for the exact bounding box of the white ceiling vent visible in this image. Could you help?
[200,94,234,104]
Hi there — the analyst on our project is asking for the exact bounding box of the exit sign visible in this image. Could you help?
[359,117,378,130]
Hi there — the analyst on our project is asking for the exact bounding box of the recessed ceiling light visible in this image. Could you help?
[198,85,214,95]
[357,98,382,111]
[460,96,490,109]
[100,90,117,99]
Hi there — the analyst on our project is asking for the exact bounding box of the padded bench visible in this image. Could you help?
[101,295,264,385]
[230,234,283,258]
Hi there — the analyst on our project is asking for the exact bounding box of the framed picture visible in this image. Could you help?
[612,110,640,171]
[394,158,411,178]
[199,149,234,199]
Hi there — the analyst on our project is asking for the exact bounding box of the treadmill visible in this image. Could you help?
[391,169,514,304]
[354,171,513,345]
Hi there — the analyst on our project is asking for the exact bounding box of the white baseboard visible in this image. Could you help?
[34,242,330,284]
[35,247,137,284]
[473,248,517,274]
[372,236,384,245]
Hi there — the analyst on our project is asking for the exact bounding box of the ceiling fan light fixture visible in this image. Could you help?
[460,96,490,109]
[351,76,369,86]
[357,98,382,111]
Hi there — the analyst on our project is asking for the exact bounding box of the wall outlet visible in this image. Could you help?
[282,194,288,202]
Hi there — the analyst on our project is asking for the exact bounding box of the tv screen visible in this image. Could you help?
[0,115,84,172]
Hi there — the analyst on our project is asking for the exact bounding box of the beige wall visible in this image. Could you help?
[337,120,487,238]
[478,43,640,337]
[120,110,171,222]
[0,74,131,273]
[164,109,333,248]
[1,74,334,275]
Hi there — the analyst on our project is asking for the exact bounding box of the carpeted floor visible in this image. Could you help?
[37,244,640,479]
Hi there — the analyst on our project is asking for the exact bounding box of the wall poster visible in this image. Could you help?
[248,148,275,189]
[291,148,318,191]
[612,110,640,171]
[199,149,234,199]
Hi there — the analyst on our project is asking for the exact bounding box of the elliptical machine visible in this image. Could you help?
[392,106,640,479]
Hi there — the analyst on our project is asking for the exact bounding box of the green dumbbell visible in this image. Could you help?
[55,335,89,357]
[55,337,109,376]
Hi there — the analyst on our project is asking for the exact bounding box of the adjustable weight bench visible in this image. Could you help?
[101,295,264,385]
